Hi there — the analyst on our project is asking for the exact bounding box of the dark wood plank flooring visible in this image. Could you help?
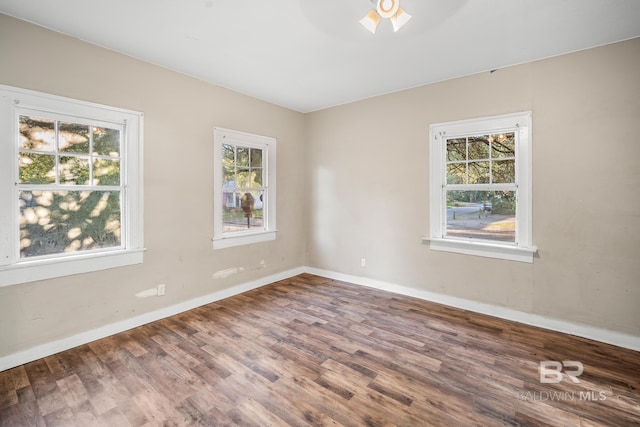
[1,273,639,426]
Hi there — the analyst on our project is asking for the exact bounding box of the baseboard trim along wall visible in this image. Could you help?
[1,265,638,371]
[0,266,305,372]
[306,267,640,353]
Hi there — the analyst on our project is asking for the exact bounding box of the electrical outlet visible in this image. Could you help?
[360,258,367,268]
[157,284,166,296]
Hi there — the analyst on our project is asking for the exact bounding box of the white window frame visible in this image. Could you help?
[426,112,536,263]
[213,127,276,249]
[0,85,144,287]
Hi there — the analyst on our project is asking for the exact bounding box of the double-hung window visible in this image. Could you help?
[0,85,144,286]
[427,112,535,262]
[213,128,276,249]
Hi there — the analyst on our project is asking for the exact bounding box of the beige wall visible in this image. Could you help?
[306,38,640,336]
[1,13,639,360]
[0,14,307,357]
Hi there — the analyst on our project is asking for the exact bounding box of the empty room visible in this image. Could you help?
[0,1,639,426]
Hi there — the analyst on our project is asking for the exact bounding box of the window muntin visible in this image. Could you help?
[17,114,124,259]
[444,132,517,244]
[0,85,144,286]
[213,128,276,249]
[446,133,516,185]
[222,143,266,233]
[428,112,534,262]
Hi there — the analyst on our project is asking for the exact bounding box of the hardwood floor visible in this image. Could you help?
[1,273,639,426]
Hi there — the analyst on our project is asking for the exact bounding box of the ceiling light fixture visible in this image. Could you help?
[360,0,411,34]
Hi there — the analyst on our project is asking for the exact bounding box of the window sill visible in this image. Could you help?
[213,230,277,250]
[0,248,145,287]
[423,237,536,263]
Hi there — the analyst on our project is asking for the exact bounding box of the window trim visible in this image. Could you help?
[0,85,144,287]
[213,127,276,250]
[426,112,536,263]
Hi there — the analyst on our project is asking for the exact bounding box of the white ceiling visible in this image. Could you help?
[1,0,640,113]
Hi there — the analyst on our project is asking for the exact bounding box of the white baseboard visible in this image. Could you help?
[2,265,637,372]
[305,267,640,352]
[0,266,305,372]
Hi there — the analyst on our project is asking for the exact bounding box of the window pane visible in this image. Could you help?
[19,152,56,184]
[468,161,490,184]
[237,147,249,167]
[250,148,263,167]
[491,133,515,158]
[468,136,490,160]
[19,190,121,258]
[59,122,90,153]
[251,168,263,187]
[446,190,515,243]
[19,116,55,151]
[223,165,235,185]
[93,127,120,157]
[60,156,90,185]
[446,163,466,184]
[93,158,120,185]
[222,190,265,233]
[492,159,515,184]
[446,138,466,161]
[223,144,235,165]
[236,168,250,187]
